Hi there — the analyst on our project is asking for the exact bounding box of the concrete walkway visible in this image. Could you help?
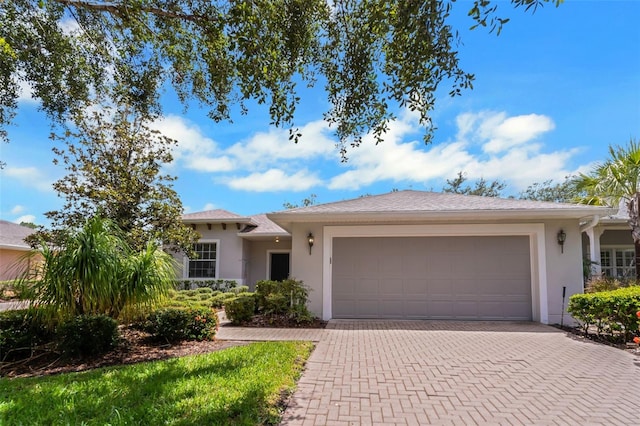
[217,320,640,425]
[0,300,28,311]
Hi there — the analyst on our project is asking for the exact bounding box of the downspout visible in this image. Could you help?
[580,215,600,233]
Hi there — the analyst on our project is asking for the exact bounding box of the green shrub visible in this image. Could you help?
[585,277,636,293]
[225,294,256,324]
[143,307,217,342]
[211,292,237,309]
[568,286,640,341]
[57,315,120,358]
[255,279,313,322]
[231,285,249,294]
[174,279,238,291]
[196,287,213,294]
[0,309,54,361]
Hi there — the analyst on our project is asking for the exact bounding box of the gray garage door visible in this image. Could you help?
[332,236,532,320]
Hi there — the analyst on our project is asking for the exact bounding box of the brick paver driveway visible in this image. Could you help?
[218,320,640,425]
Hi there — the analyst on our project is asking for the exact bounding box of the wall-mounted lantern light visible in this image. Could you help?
[557,229,566,253]
[307,233,314,255]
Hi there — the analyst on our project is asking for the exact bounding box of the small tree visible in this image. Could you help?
[21,216,177,324]
[44,106,198,253]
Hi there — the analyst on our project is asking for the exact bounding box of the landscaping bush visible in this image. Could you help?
[585,276,636,293]
[143,306,217,342]
[210,292,238,309]
[0,309,54,361]
[255,279,313,322]
[225,293,256,324]
[568,286,640,341]
[57,315,120,358]
[174,279,238,291]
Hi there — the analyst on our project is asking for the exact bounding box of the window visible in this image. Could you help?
[187,242,218,278]
[600,247,635,279]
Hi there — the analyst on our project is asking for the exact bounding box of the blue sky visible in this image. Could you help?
[1,0,639,225]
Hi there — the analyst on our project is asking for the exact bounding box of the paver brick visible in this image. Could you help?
[218,320,640,425]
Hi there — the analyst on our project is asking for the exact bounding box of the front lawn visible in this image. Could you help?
[0,341,313,425]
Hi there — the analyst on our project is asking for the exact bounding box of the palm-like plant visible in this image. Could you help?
[573,138,640,280]
[21,216,177,324]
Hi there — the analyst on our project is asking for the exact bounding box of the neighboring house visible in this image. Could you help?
[179,190,612,325]
[0,220,35,281]
[581,200,636,279]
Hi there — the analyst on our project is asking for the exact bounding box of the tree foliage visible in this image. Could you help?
[519,177,577,203]
[443,171,506,197]
[21,216,177,324]
[283,193,317,210]
[1,0,562,158]
[573,138,640,279]
[44,107,198,252]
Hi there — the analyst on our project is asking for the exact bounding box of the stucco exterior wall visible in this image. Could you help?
[290,223,324,318]
[542,220,584,325]
[0,249,29,281]
[246,240,292,290]
[600,229,634,245]
[174,224,247,284]
[286,219,587,324]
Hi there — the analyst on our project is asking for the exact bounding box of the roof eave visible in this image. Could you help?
[267,207,615,228]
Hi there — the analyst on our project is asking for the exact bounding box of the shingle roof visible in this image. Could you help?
[182,209,253,223]
[240,214,288,236]
[275,190,603,214]
[267,190,615,227]
[0,220,34,249]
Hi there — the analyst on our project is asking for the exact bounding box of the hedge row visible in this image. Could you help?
[174,279,238,291]
[567,286,640,341]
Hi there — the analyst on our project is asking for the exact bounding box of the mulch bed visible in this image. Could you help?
[0,326,249,379]
[1,314,326,379]
[552,324,640,356]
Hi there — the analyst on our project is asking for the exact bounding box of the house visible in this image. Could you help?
[581,200,636,279]
[177,190,613,325]
[178,210,291,286]
[0,220,36,281]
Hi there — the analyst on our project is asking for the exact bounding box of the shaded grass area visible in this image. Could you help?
[0,341,313,425]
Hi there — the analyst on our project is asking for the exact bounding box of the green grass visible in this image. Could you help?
[0,341,313,425]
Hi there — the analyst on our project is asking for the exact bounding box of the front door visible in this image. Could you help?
[270,252,290,281]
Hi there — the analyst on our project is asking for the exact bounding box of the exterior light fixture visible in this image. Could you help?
[307,233,314,255]
[557,229,566,253]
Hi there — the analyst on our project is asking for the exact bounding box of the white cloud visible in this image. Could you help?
[224,169,322,192]
[15,215,36,224]
[227,120,335,168]
[10,205,25,215]
[2,167,53,192]
[328,109,578,192]
[481,113,555,154]
[153,115,235,172]
[202,203,217,211]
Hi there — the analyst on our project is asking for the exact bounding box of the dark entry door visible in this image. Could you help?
[270,253,290,281]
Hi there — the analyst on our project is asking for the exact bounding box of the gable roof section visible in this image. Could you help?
[0,220,34,250]
[182,209,255,225]
[267,190,615,228]
[238,214,289,239]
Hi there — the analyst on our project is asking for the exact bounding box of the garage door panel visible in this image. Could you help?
[404,279,428,294]
[332,236,532,320]
[355,278,379,294]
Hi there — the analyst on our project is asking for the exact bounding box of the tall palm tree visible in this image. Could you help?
[574,138,640,280]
